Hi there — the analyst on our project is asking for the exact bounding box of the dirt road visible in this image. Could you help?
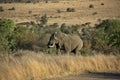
[45,73,120,80]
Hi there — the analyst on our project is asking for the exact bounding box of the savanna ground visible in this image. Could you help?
[0,0,120,26]
[0,0,120,80]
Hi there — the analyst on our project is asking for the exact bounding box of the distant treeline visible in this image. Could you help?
[0,0,60,3]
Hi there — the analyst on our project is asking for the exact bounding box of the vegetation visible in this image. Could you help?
[57,9,61,13]
[0,18,120,55]
[0,0,119,80]
[92,12,98,15]
[13,26,37,50]
[28,10,32,14]
[40,14,48,25]
[79,19,120,55]
[0,19,15,52]
[89,4,94,8]
[66,8,75,12]
[60,23,79,34]
[8,7,15,11]
[91,19,120,54]
[0,17,120,80]
[0,6,4,12]
[101,3,104,5]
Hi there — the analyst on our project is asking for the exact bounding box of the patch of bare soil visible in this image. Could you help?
[44,72,120,80]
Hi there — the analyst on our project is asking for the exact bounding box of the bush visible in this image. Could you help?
[92,19,120,54]
[50,23,59,28]
[0,19,59,53]
[28,10,32,14]
[92,12,97,15]
[89,4,94,8]
[66,8,75,12]
[0,6,4,12]
[80,19,120,54]
[60,23,79,34]
[14,26,38,50]
[57,9,61,13]
[40,14,48,25]
[0,19,15,52]
[33,33,51,52]
[26,1,32,3]
[8,7,15,11]
[101,3,104,5]
[91,28,109,51]
[45,0,48,3]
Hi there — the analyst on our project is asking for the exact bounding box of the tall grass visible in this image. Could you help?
[0,50,120,80]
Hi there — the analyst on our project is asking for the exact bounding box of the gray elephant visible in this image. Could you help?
[48,32,83,55]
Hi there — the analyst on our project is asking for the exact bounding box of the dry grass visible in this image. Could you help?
[0,50,120,80]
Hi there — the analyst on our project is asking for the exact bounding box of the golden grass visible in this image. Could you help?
[0,50,120,80]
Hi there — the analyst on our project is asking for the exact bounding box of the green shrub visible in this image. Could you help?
[0,19,14,36]
[0,19,15,52]
[91,28,109,51]
[60,23,79,34]
[33,33,51,52]
[92,19,120,53]
[103,20,120,48]
[0,19,60,53]
[14,26,37,50]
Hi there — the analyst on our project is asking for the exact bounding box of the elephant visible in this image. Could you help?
[48,32,83,55]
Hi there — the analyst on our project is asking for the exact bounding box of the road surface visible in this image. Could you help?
[44,72,120,80]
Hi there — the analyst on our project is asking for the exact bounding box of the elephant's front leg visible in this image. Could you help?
[64,43,71,55]
[56,44,61,55]
[57,48,61,55]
